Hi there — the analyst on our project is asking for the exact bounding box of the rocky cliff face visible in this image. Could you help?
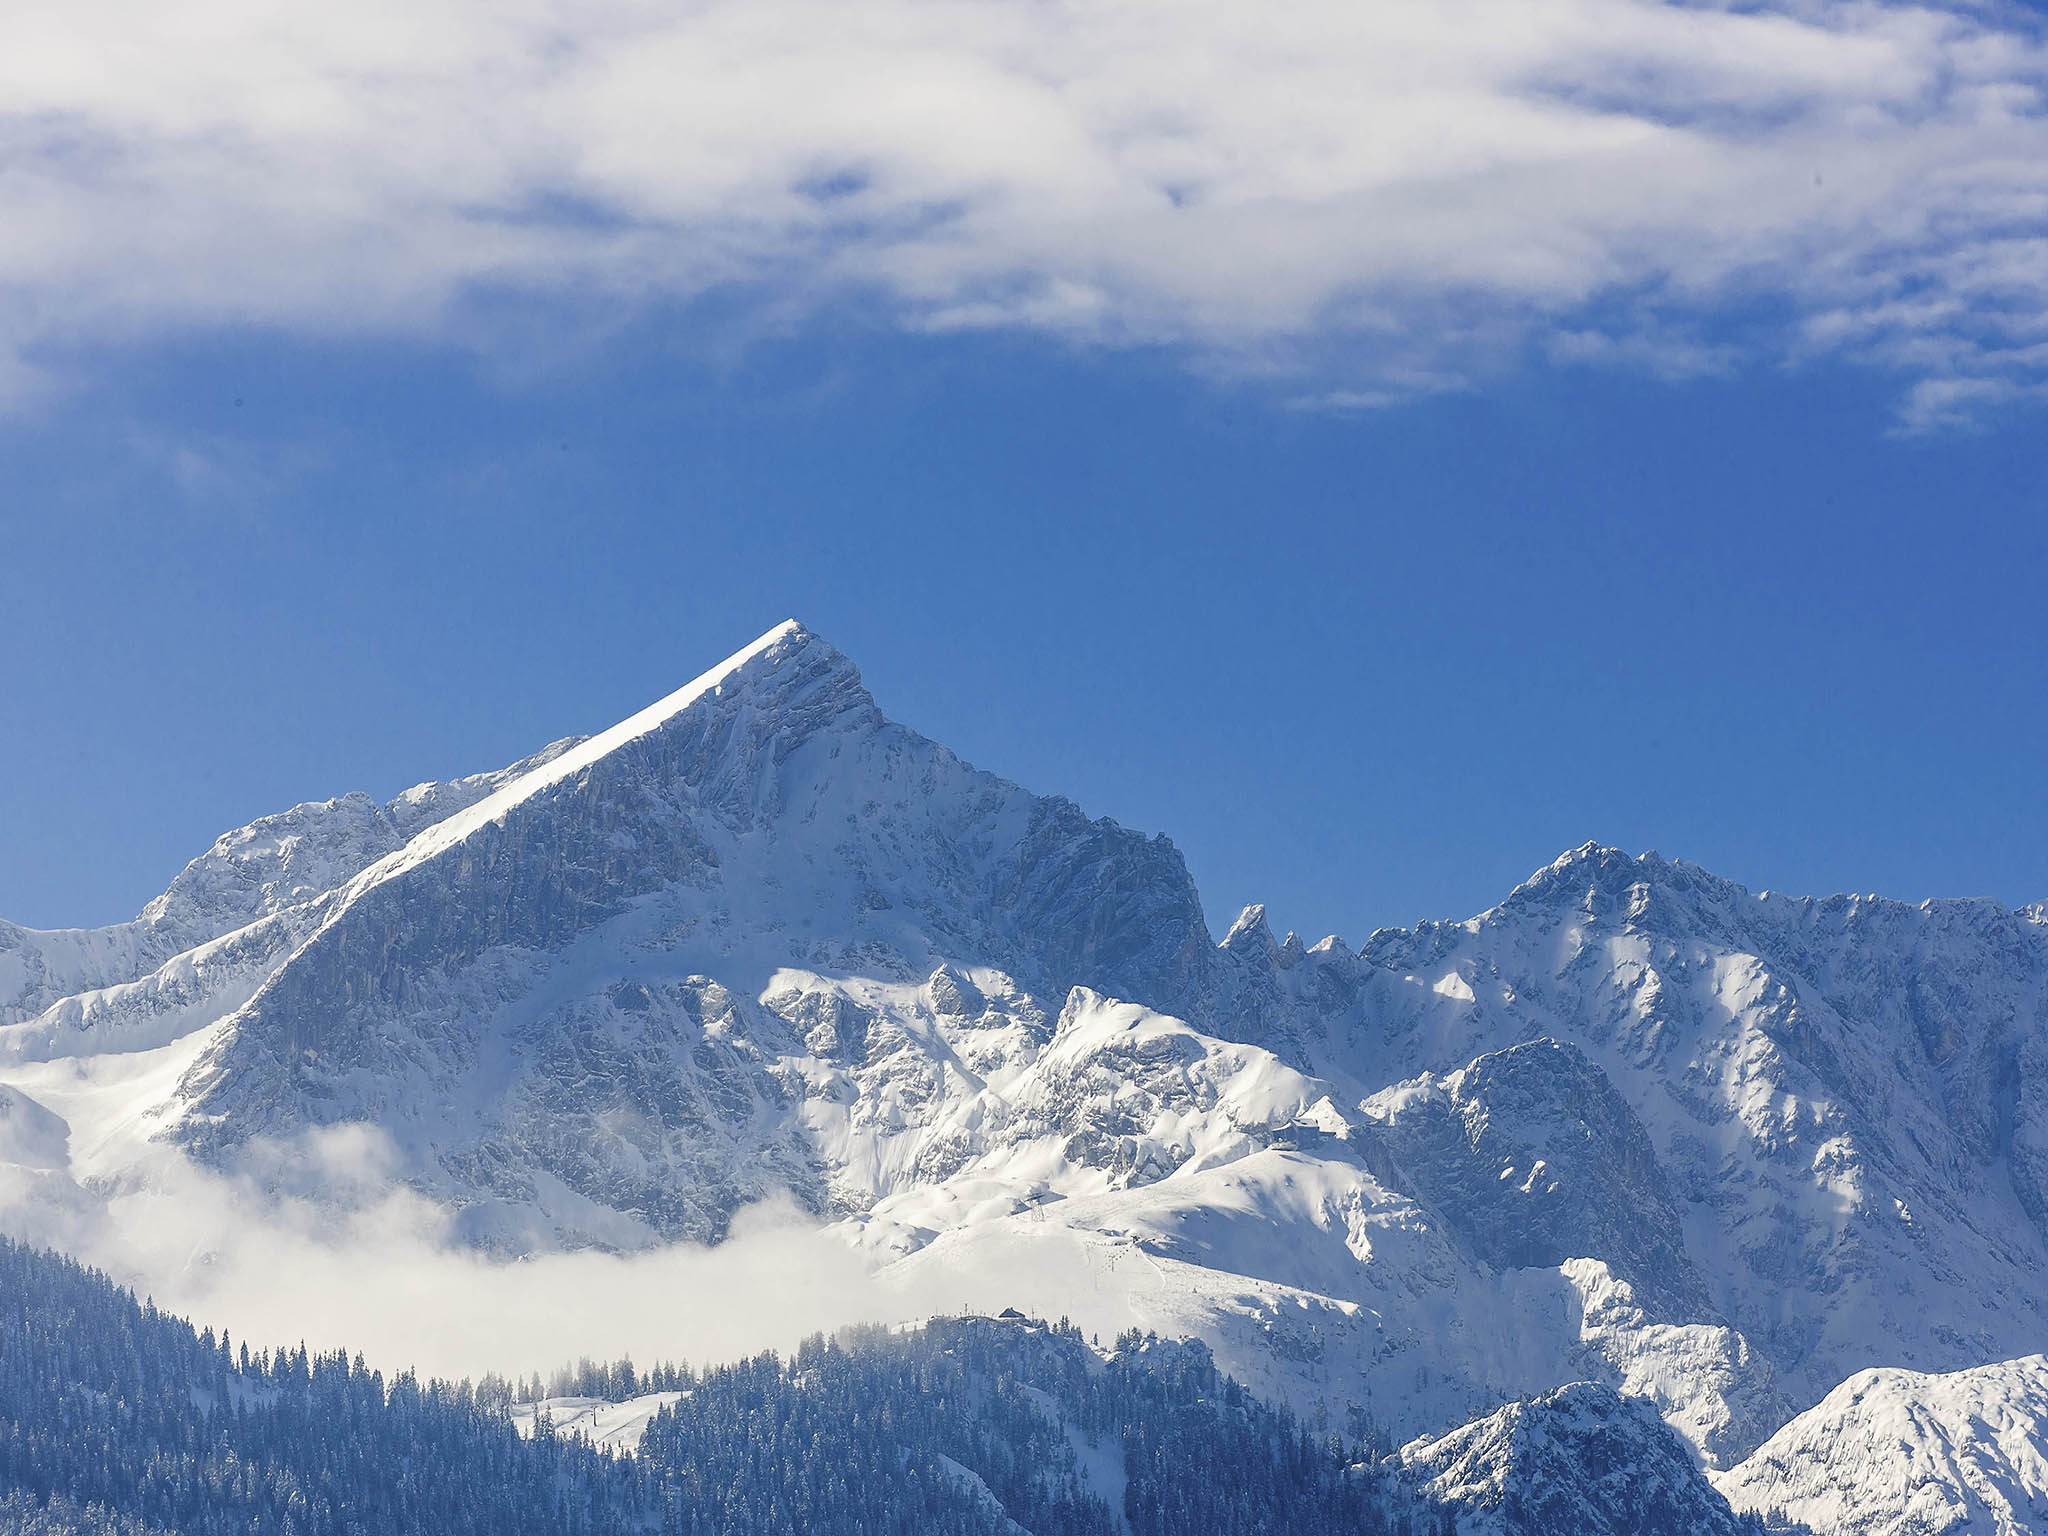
[1358,1038,1714,1319]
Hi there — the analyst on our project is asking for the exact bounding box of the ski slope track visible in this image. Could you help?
[4,620,2047,1534]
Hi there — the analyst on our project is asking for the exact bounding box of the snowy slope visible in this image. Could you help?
[1717,1356,2048,1536]
[867,1000,1780,1465]
[510,1392,686,1453]
[2,619,2046,1514]
[0,1084,67,1171]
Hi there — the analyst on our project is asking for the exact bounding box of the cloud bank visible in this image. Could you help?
[4,0,2046,421]
[0,1128,939,1383]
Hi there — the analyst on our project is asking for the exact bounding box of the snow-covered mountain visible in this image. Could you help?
[1397,1380,1756,1535]
[1716,1356,2048,1535]
[0,736,584,1034]
[2,620,2045,1533]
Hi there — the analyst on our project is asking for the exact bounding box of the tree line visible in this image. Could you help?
[1,1237,1468,1535]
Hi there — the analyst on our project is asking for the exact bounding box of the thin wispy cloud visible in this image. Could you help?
[3,0,2045,421]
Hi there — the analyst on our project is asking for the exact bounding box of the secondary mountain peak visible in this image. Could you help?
[1501,842,1699,902]
[1397,1381,1755,1535]
[1221,902,1278,958]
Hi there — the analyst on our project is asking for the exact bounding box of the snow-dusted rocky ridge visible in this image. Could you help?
[1206,851,2048,1417]
[1715,1356,2048,1535]
[3,620,2046,1533]
[1398,1380,1753,1534]
[0,736,584,1034]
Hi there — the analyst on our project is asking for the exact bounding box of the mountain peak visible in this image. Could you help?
[1221,903,1277,959]
[589,619,854,762]
[173,620,1216,1169]
[351,621,865,888]
[1493,842,1757,925]
[1714,1354,2048,1535]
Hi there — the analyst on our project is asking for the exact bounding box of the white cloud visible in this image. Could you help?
[0,1129,942,1381]
[2,0,2045,419]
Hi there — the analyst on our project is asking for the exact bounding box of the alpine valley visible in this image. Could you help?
[6,622,2047,1535]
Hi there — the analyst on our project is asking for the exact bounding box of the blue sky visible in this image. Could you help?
[2,0,2045,938]
[4,316,2042,940]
